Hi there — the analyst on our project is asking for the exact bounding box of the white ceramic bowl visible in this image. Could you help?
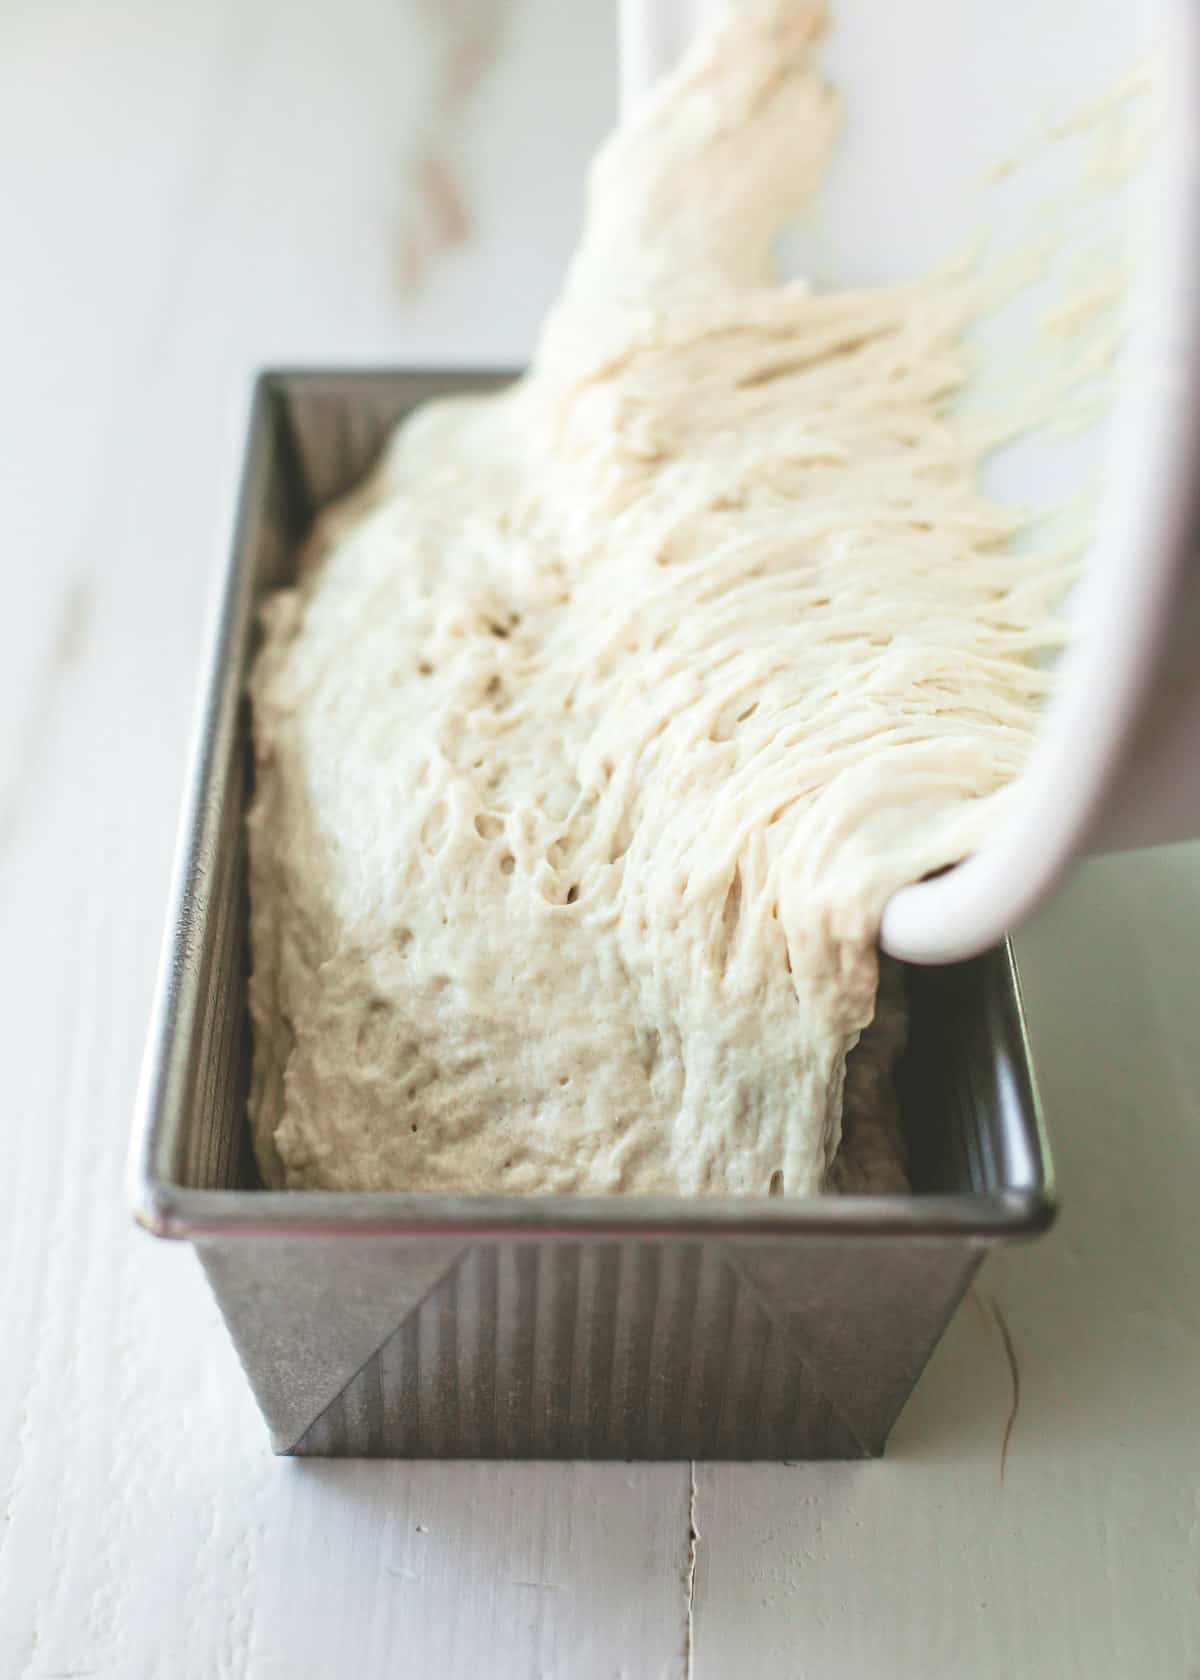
[620,0,1200,963]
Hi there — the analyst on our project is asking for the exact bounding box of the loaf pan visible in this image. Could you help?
[130,369,1056,1459]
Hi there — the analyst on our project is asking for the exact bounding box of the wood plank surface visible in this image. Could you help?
[1,2,1197,1676]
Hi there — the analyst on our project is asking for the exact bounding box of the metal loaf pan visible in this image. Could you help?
[130,369,1056,1460]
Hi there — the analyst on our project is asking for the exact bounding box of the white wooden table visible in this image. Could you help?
[3,3,1198,1675]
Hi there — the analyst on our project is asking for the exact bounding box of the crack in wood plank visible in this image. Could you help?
[969,1285,1022,1482]
[684,1459,699,1679]
[0,572,93,869]
[987,1294,1021,1483]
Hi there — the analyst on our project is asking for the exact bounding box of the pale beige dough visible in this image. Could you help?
[247,0,1064,1196]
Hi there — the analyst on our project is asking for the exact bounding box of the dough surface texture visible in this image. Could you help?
[248,1,1063,1195]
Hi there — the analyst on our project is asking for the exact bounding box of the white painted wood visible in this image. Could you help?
[693,847,1200,1678]
[1,1,1197,1675]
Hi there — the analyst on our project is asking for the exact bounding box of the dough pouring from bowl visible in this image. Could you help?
[247,0,1094,1197]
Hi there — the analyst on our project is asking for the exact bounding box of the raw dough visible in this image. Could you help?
[247,0,1063,1196]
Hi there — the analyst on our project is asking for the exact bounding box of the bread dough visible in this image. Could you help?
[247,0,1061,1195]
